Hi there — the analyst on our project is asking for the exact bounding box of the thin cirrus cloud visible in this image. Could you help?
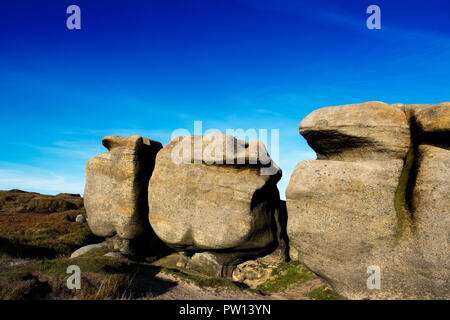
[0,128,174,196]
[0,140,101,195]
[243,0,450,41]
[0,162,85,195]
[33,142,103,161]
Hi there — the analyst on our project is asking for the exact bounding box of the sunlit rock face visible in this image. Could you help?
[287,101,450,299]
[148,133,285,277]
[84,135,162,240]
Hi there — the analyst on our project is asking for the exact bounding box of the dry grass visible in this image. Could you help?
[77,272,142,300]
[0,189,83,214]
[0,271,51,300]
[0,190,340,300]
[0,189,96,259]
[0,210,99,258]
[0,253,166,300]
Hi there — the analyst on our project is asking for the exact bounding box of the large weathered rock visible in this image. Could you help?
[287,160,407,298]
[148,133,283,277]
[299,101,410,161]
[84,135,162,239]
[287,101,449,299]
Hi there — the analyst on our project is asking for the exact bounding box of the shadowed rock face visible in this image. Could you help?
[287,101,449,299]
[148,133,284,277]
[84,135,162,240]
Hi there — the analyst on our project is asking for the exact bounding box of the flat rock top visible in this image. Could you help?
[297,101,411,161]
[164,132,279,171]
[409,102,450,133]
[300,101,408,130]
[102,135,162,152]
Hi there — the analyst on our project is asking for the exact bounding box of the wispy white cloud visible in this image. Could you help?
[0,126,175,196]
[242,0,450,42]
[34,141,103,161]
[0,162,85,195]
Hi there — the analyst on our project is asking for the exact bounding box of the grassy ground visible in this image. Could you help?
[0,190,341,300]
[0,190,83,214]
[308,286,341,300]
[0,210,99,258]
[255,262,316,294]
[1,251,340,300]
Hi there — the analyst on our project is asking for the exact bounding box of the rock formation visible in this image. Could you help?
[78,103,448,298]
[148,133,285,278]
[287,101,449,299]
[84,135,162,241]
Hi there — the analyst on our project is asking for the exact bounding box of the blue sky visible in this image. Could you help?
[0,0,449,198]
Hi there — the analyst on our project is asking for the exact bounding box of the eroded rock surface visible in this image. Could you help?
[148,133,284,277]
[287,101,449,299]
[84,135,162,240]
[299,101,410,161]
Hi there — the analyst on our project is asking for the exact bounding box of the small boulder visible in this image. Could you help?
[75,214,86,223]
[232,260,272,284]
[70,242,107,259]
[104,252,127,259]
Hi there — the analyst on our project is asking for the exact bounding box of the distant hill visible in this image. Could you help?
[0,189,83,214]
